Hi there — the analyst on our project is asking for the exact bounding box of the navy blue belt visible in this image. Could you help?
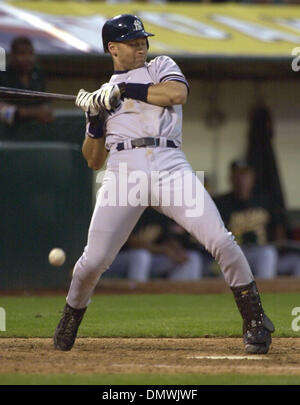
[116,137,178,151]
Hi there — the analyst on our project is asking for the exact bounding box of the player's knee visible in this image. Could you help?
[207,229,237,261]
[77,251,116,278]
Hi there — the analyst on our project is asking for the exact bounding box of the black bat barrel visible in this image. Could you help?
[0,86,76,102]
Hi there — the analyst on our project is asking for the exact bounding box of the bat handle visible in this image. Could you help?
[109,93,121,110]
[96,85,123,111]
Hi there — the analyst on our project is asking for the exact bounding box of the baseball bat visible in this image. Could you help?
[0,86,76,102]
[0,86,120,110]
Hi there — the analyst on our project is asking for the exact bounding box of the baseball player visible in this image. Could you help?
[53,14,274,354]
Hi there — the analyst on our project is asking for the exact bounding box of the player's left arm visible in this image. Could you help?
[116,78,188,108]
[145,55,189,107]
[79,56,189,111]
[146,81,188,107]
[92,80,188,110]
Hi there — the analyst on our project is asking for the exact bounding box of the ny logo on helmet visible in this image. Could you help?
[134,19,143,31]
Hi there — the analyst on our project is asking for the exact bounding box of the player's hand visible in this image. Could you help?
[75,89,99,116]
[92,83,123,111]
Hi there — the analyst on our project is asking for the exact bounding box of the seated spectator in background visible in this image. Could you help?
[214,159,300,278]
[0,36,53,127]
[213,159,285,279]
[106,207,203,284]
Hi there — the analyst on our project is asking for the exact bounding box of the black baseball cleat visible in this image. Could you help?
[231,281,275,355]
[53,303,86,351]
[243,313,275,354]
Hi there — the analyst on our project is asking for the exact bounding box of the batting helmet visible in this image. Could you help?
[102,14,154,53]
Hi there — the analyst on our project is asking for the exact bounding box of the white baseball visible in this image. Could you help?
[48,248,66,267]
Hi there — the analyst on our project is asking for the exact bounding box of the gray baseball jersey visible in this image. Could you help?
[105,55,189,149]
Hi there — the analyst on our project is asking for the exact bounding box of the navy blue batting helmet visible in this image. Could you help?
[102,14,154,53]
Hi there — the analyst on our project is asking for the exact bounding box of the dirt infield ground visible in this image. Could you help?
[95,277,300,295]
[2,276,300,296]
[1,278,300,379]
[0,337,300,376]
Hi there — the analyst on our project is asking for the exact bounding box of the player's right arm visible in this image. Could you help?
[82,136,108,170]
[75,89,108,170]
[82,113,108,170]
[81,111,108,170]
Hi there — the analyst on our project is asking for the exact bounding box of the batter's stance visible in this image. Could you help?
[54,14,274,354]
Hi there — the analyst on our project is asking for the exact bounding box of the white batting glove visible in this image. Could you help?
[75,89,99,116]
[92,83,123,112]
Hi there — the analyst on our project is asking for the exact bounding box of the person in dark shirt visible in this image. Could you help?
[106,207,203,284]
[0,36,53,127]
[214,159,283,279]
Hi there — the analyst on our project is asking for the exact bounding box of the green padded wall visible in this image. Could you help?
[0,142,93,290]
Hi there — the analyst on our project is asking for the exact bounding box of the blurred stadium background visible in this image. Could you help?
[1,0,300,290]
